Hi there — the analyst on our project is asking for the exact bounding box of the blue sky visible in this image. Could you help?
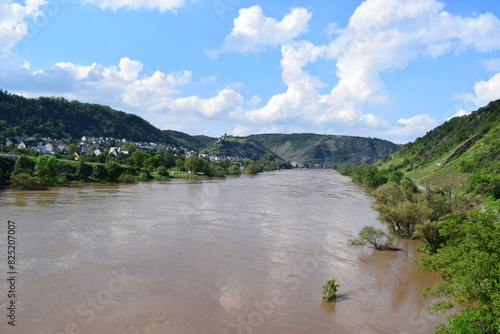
[1,0,500,143]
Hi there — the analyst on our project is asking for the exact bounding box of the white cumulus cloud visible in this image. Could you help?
[170,88,244,118]
[446,109,470,121]
[231,0,500,143]
[456,72,500,107]
[383,114,439,143]
[208,5,312,57]
[0,0,46,70]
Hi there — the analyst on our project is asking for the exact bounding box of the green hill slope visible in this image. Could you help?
[203,133,400,166]
[249,133,400,166]
[163,130,217,151]
[202,136,274,160]
[377,100,500,194]
[0,90,174,144]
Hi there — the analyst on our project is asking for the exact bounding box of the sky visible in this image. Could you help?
[1,0,500,143]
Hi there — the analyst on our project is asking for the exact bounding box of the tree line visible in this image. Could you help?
[339,163,499,333]
[0,149,292,190]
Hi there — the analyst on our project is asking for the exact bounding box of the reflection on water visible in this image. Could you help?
[0,169,445,333]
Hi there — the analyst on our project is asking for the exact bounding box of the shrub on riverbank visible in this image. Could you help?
[10,173,47,190]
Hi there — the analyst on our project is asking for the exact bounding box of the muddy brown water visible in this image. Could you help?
[0,169,446,334]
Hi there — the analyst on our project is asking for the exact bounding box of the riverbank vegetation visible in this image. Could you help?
[0,150,292,190]
[339,100,500,333]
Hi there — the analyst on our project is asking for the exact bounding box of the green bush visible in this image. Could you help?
[156,166,169,177]
[206,165,226,177]
[117,173,136,184]
[322,279,339,302]
[10,173,47,190]
[138,171,152,181]
[227,164,241,175]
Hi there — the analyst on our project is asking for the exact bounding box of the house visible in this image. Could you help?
[5,138,20,147]
[19,139,46,152]
[57,142,68,153]
[109,147,127,156]
[44,143,53,154]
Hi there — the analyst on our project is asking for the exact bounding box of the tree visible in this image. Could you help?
[13,155,34,175]
[162,152,176,169]
[262,153,276,162]
[91,164,108,181]
[351,165,387,187]
[67,143,79,154]
[156,166,169,177]
[227,164,241,175]
[206,164,226,177]
[76,160,93,180]
[105,161,123,182]
[372,181,432,238]
[122,142,138,153]
[175,158,185,171]
[357,225,387,250]
[34,155,59,185]
[143,155,162,171]
[117,173,136,183]
[245,160,260,174]
[417,209,500,333]
[185,156,207,174]
[10,173,46,190]
[337,163,352,176]
[129,150,145,168]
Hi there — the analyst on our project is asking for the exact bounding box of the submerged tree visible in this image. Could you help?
[10,173,46,190]
[357,225,387,250]
[322,279,340,302]
[245,160,260,174]
[372,180,432,239]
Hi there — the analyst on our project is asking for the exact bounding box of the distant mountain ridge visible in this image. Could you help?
[248,133,400,166]
[202,133,400,166]
[0,89,400,165]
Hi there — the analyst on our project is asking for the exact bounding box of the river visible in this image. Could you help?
[0,169,445,333]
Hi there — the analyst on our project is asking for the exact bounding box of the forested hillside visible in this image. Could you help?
[203,136,275,160]
[202,133,400,166]
[249,133,401,166]
[377,99,500,195]
[0,90,173,144]
[163,130,217,151]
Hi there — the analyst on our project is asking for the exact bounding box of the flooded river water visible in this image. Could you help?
[0,169,445,333]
